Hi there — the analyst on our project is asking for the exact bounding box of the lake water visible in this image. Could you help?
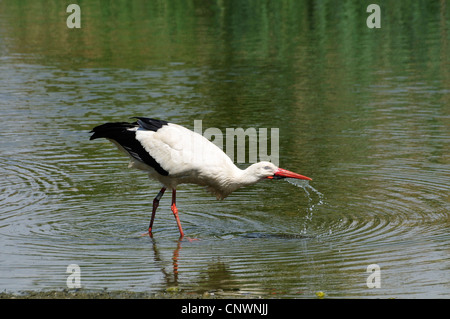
[0,1,449,298]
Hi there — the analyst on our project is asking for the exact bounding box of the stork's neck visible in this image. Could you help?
[231,163,264,187]
[206,162,267,200]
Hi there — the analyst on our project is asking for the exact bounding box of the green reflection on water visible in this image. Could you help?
[0,0,448,298]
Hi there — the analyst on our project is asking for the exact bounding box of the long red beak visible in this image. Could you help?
[267,168,312,181]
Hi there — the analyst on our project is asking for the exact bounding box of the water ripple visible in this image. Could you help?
[0,157,71,224]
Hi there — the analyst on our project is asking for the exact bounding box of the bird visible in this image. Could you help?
[89,117,312,238]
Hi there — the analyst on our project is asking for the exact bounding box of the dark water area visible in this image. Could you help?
[0,1,449,298]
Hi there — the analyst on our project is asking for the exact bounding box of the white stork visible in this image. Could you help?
[90,117,311,238]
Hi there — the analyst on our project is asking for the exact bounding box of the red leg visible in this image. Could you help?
[148,187,166,234]
[171,188,184,238]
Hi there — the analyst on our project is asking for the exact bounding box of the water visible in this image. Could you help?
[284,179,325,233]
[0,1,449,298]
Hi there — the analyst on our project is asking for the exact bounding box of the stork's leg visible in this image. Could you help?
[171,188,185,238]
[149,187,166,234]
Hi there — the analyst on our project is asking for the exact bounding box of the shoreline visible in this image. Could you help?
[0,289,262,299]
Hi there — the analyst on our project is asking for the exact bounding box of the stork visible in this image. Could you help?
[90,117,311,238]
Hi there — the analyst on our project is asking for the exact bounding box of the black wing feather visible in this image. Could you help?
[90,119,169,176]
[132,117,169,131]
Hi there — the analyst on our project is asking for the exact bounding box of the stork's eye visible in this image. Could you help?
[264,166,271,170]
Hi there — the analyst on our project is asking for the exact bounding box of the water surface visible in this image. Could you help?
[0,0,449,298]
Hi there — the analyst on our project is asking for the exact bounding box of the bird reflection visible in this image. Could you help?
[147,237,239,295]
[148,237,182,288]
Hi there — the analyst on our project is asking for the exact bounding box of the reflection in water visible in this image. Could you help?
[0,0,448,298]
[196,260,238,295]
[148,237,241,296]
[149,237,181,289]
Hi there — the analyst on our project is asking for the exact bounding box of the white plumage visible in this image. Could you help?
[90,117,311,238]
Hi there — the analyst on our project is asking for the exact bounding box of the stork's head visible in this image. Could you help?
[252,162,312,181]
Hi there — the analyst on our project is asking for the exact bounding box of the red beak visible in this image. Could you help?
[267,168,312,181]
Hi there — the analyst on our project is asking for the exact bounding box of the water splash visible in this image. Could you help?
[285,179,325,232]
[285,179,324,210]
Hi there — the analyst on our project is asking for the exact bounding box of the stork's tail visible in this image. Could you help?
[89,120,169,176]
[89,122,137,140]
